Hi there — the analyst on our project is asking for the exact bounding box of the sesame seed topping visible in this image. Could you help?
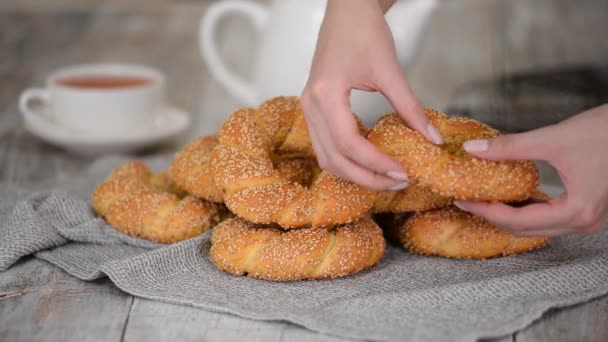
[92,161,220,244]
[209,216,386,281]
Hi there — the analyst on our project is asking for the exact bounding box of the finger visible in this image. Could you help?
[305,114,332,170]
[454,196,573,231]
[326,119,410,183]
[462,127,556,162]
[322,149,409,191]
[319,88,412,183]
[520,215,606,237]
[307,109,405,190]
[378,62,443,145]
[496,226,574,237]
[343,134,410,182]
[513,216,608,237]
[581,219,607,235]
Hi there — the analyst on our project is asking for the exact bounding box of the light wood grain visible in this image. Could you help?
[0,259,132,342]
[122,299,354,342]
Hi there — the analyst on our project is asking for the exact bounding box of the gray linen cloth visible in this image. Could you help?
[1,155,607,342]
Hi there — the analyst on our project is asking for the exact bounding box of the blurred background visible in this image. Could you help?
[1,0,607,148]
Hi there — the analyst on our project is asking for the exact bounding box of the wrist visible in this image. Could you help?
[328,0,395,14]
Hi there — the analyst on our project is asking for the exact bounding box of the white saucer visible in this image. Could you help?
[22,104,191,156]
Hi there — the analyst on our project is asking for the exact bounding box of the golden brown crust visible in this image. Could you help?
[388,205,550,260]
[274,157,317,186]
[373,181,452,213]
[169,133,319,202]
[170,135,224,203]
[368,110,539,202]
[211,96,377,228]
[209,216,386,281]
[92,161,220,244]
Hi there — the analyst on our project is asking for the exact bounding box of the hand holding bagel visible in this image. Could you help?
[455,104,608,237]
[300,0,442,192]
[301,0,606,237]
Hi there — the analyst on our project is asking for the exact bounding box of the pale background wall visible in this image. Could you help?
[1,0,607,144]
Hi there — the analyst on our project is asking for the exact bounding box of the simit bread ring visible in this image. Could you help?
[386,192,551,259]
[209,216,386,281]
[170,135,320,203]
[210,96,377,228]
[374,181,451,213]
[368,110,539,202]
[170,135,224,202]
[92,161,220,243]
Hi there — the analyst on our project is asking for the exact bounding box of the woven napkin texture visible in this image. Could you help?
[1,155,607,342]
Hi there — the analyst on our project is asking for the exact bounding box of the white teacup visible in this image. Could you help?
[19,63,166,137]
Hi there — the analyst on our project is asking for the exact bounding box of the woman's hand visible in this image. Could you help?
[301,0,442,191]
[455,104,608,237]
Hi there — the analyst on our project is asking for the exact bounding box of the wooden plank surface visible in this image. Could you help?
[0,259,357,342]
[1,0,607,341]
[122,299,354,342]
[0,258,132,342]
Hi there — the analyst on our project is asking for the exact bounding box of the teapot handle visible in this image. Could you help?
[199,0,268,106]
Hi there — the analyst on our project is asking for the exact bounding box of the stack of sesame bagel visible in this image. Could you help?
[91,96,550,281]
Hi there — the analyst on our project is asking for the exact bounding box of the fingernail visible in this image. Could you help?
[386,171,408,181]
[426,124,443,144]
[463,139,488,152]
[388,181,409,191]
[453,201,469,212]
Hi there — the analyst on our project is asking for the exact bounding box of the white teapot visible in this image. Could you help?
[200,0,437,126]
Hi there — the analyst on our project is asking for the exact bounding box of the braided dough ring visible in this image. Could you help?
[374,182,451,213]
[170,135,319,203]
[170,135,224,202]
[368,110,539,202]
[209,216,386,281]
[92,161,220,243]
[387,192,551,259]
[211,96,377,228]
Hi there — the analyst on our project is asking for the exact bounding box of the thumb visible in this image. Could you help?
[462,128,551,162]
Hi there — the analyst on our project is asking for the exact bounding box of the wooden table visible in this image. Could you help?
[2,1,608,340]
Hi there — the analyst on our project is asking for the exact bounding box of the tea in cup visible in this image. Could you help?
[19,63,166,137]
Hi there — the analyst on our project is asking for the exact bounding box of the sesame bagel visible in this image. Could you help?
[210,96,377,228]
[170,135,320,203]
[209,216,386,281]
[374,181,452,213]
[92,161,220,244]
[368,110,539,202]
[170,135,224,203]
[386,192,551,259]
